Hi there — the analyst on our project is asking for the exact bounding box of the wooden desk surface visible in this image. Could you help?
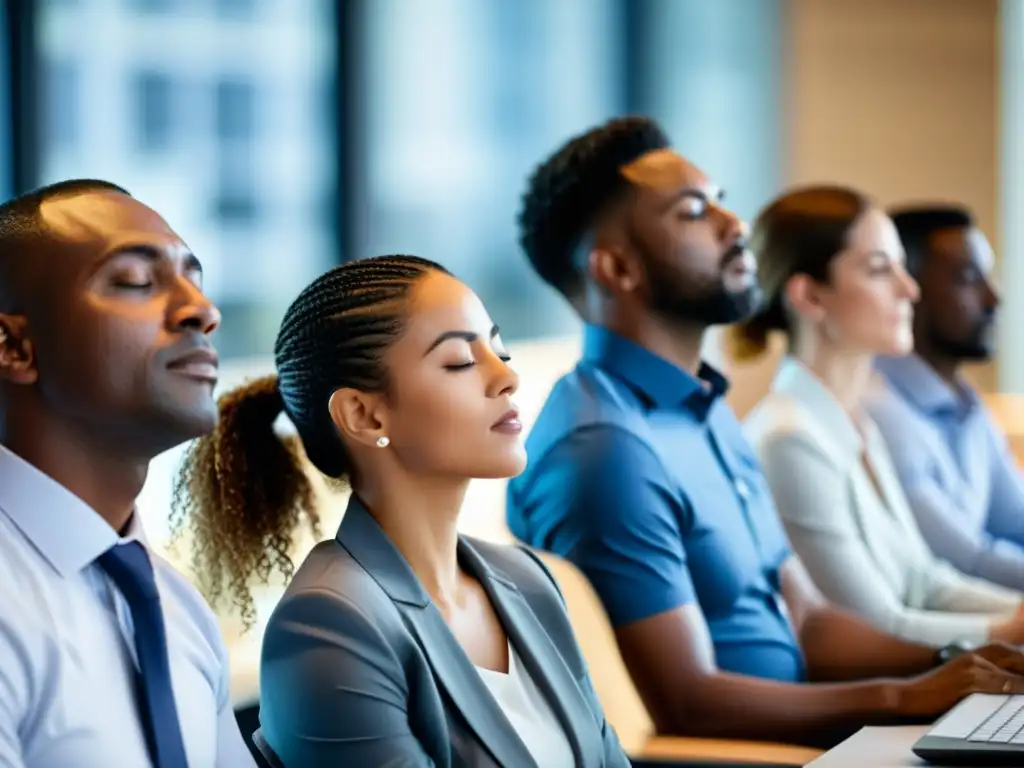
[806,726,986,767]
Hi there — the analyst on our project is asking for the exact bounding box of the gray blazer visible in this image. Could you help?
[259,496,629,767]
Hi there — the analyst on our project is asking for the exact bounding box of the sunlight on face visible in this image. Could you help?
[821,208,919,356]
[380,271,526,480]
[617,150,756,325]
[620,149,710,193]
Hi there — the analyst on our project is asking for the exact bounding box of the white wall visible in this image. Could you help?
[724,0,1001,417]
[999,0,1024,393]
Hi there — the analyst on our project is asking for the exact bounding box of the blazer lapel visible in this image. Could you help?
[461,540,602,768]
[337,498,536,768]
[399,603,537,768]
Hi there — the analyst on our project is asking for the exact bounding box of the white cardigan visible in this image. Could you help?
[743,358,1021,647]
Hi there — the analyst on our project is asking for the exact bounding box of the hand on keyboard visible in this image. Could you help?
[972,643,1024,675]
[897,652,1024,718]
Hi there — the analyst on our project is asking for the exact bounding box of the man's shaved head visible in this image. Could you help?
[0,179,222,456]
[0,179,130,310]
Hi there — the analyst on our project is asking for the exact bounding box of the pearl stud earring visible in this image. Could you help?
[376,436,390,448]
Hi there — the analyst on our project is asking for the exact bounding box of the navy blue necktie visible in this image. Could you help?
[98,541,189,768]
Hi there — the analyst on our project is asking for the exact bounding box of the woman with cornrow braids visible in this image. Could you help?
[173,254,629,767]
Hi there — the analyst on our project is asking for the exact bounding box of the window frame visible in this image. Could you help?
[3,0,38,195]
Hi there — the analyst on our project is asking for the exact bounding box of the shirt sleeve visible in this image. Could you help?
[873,396,1024,591]
[984,414,1024,546]
[522,425,694,627]
[902,474,1024,593]
[920,558,1021,616]
[758,430,996,647]
[212,634,257,767]
[0,614,28,768]
[157,563,257,768]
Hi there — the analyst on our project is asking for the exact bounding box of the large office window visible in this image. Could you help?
[36,0,339,361]
[0,3,10,202]
[215,76,256,144]
[1001,0,1024,392]
[215,0,256,18]
[359,0,624,341]
[357,0,784,345]
[133,69,174,152]
[44,58,78,149]
[129,0,177,12]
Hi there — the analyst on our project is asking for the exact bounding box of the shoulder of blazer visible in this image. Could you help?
[746,391,845,470]
[273,537,412,647]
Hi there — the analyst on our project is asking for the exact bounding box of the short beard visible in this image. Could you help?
[926,329,992,362]
[629,224,763,328]
[648,275,763,328]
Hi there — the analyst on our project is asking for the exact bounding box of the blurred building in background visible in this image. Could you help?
[3,0,1024,393]
[10,0,783,360]
[357,0,782,343]
[35,0,337,359]
[4,0,1022,587]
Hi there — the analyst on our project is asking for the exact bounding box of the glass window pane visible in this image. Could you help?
[133,70,174,152]
[0,3,10,201]
[639,0,784,369]
[215,77,256,144]
[215,0,257,18]
[128,0,178,12]
[37,0,339,362]
[642,0,783,225]
[43,58,79,150]
[359,0,624,341]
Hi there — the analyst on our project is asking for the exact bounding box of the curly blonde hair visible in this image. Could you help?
[171,376,320,629]
[170,255,448,629]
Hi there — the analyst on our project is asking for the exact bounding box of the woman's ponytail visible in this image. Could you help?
[171,375,320,629]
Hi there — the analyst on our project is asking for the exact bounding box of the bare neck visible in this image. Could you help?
[791,339,876,416]
[600,304,707,375]
[1,405,149,534]
[356,473,470,605]
[913,341,962,388]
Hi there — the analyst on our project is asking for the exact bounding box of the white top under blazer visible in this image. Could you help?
[476,642,576,767]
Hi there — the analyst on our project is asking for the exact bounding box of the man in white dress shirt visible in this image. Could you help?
[0,180,254,767]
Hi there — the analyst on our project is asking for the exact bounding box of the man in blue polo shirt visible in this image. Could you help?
[507,117,1024,746]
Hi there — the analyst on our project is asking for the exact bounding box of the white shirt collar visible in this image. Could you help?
[0,443,147,577]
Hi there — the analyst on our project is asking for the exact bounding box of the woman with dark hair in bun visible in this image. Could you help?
[172,255,628,767]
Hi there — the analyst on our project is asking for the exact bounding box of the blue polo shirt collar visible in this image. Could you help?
[581,324,728,414]
[875,354,979,420]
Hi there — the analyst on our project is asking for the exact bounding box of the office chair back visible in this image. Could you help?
[252,728,286,768]
[534,551,655,753]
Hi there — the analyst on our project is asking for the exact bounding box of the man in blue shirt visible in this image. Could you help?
[866,205,1024,591]
[507,117,1024,746]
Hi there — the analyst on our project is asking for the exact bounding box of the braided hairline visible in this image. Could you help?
[275,258,435,348]
[171,254,449,629]
[274,255,449,476]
